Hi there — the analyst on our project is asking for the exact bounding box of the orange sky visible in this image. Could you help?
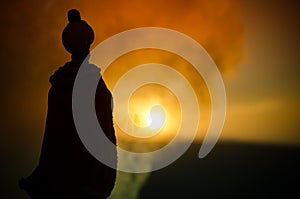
[1,1,300,198]
[222,0,300,145]
[0,0,299,152]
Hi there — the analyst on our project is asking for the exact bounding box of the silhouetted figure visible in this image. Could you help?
[19,9,117,198]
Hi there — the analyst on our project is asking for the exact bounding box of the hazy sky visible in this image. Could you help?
[223,0,300,144]
[1,0,298,145]
[0,0,300,197]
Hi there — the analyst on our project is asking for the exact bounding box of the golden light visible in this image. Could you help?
[129,104,167,133]
[8,0,247,153]
[104,49,211,145]
[128,100,168,137]
[147,105,166,130]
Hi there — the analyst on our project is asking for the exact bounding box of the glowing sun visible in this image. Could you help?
[146,105,166,130]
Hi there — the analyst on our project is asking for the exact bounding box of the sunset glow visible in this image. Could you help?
[2,1,299,171]
[128,104,166,136]
[147,105,166,130]
[1,1,300,198]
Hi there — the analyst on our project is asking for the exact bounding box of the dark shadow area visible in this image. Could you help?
[19,9,117,199]
[138,142,300,199]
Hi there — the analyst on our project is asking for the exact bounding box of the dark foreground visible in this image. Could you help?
[138,142,300,199]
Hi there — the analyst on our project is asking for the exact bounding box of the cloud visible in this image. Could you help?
[0,0,245,147]
[78,0,245,74]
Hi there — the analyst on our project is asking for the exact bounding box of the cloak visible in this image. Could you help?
[20,58,117,199]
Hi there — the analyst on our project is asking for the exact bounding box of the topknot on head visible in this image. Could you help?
[68,9,81,23]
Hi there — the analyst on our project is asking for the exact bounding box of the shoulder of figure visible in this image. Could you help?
[49,61,73,84]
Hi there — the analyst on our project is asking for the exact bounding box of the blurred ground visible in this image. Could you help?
[1,141,299,198]
[137,141,300,199]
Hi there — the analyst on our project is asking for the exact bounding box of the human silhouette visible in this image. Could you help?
[19,9,117,199]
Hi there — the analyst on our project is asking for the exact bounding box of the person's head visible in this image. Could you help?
[62,9,94,57]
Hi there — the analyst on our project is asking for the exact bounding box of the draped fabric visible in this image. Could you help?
[20,58,117,199]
